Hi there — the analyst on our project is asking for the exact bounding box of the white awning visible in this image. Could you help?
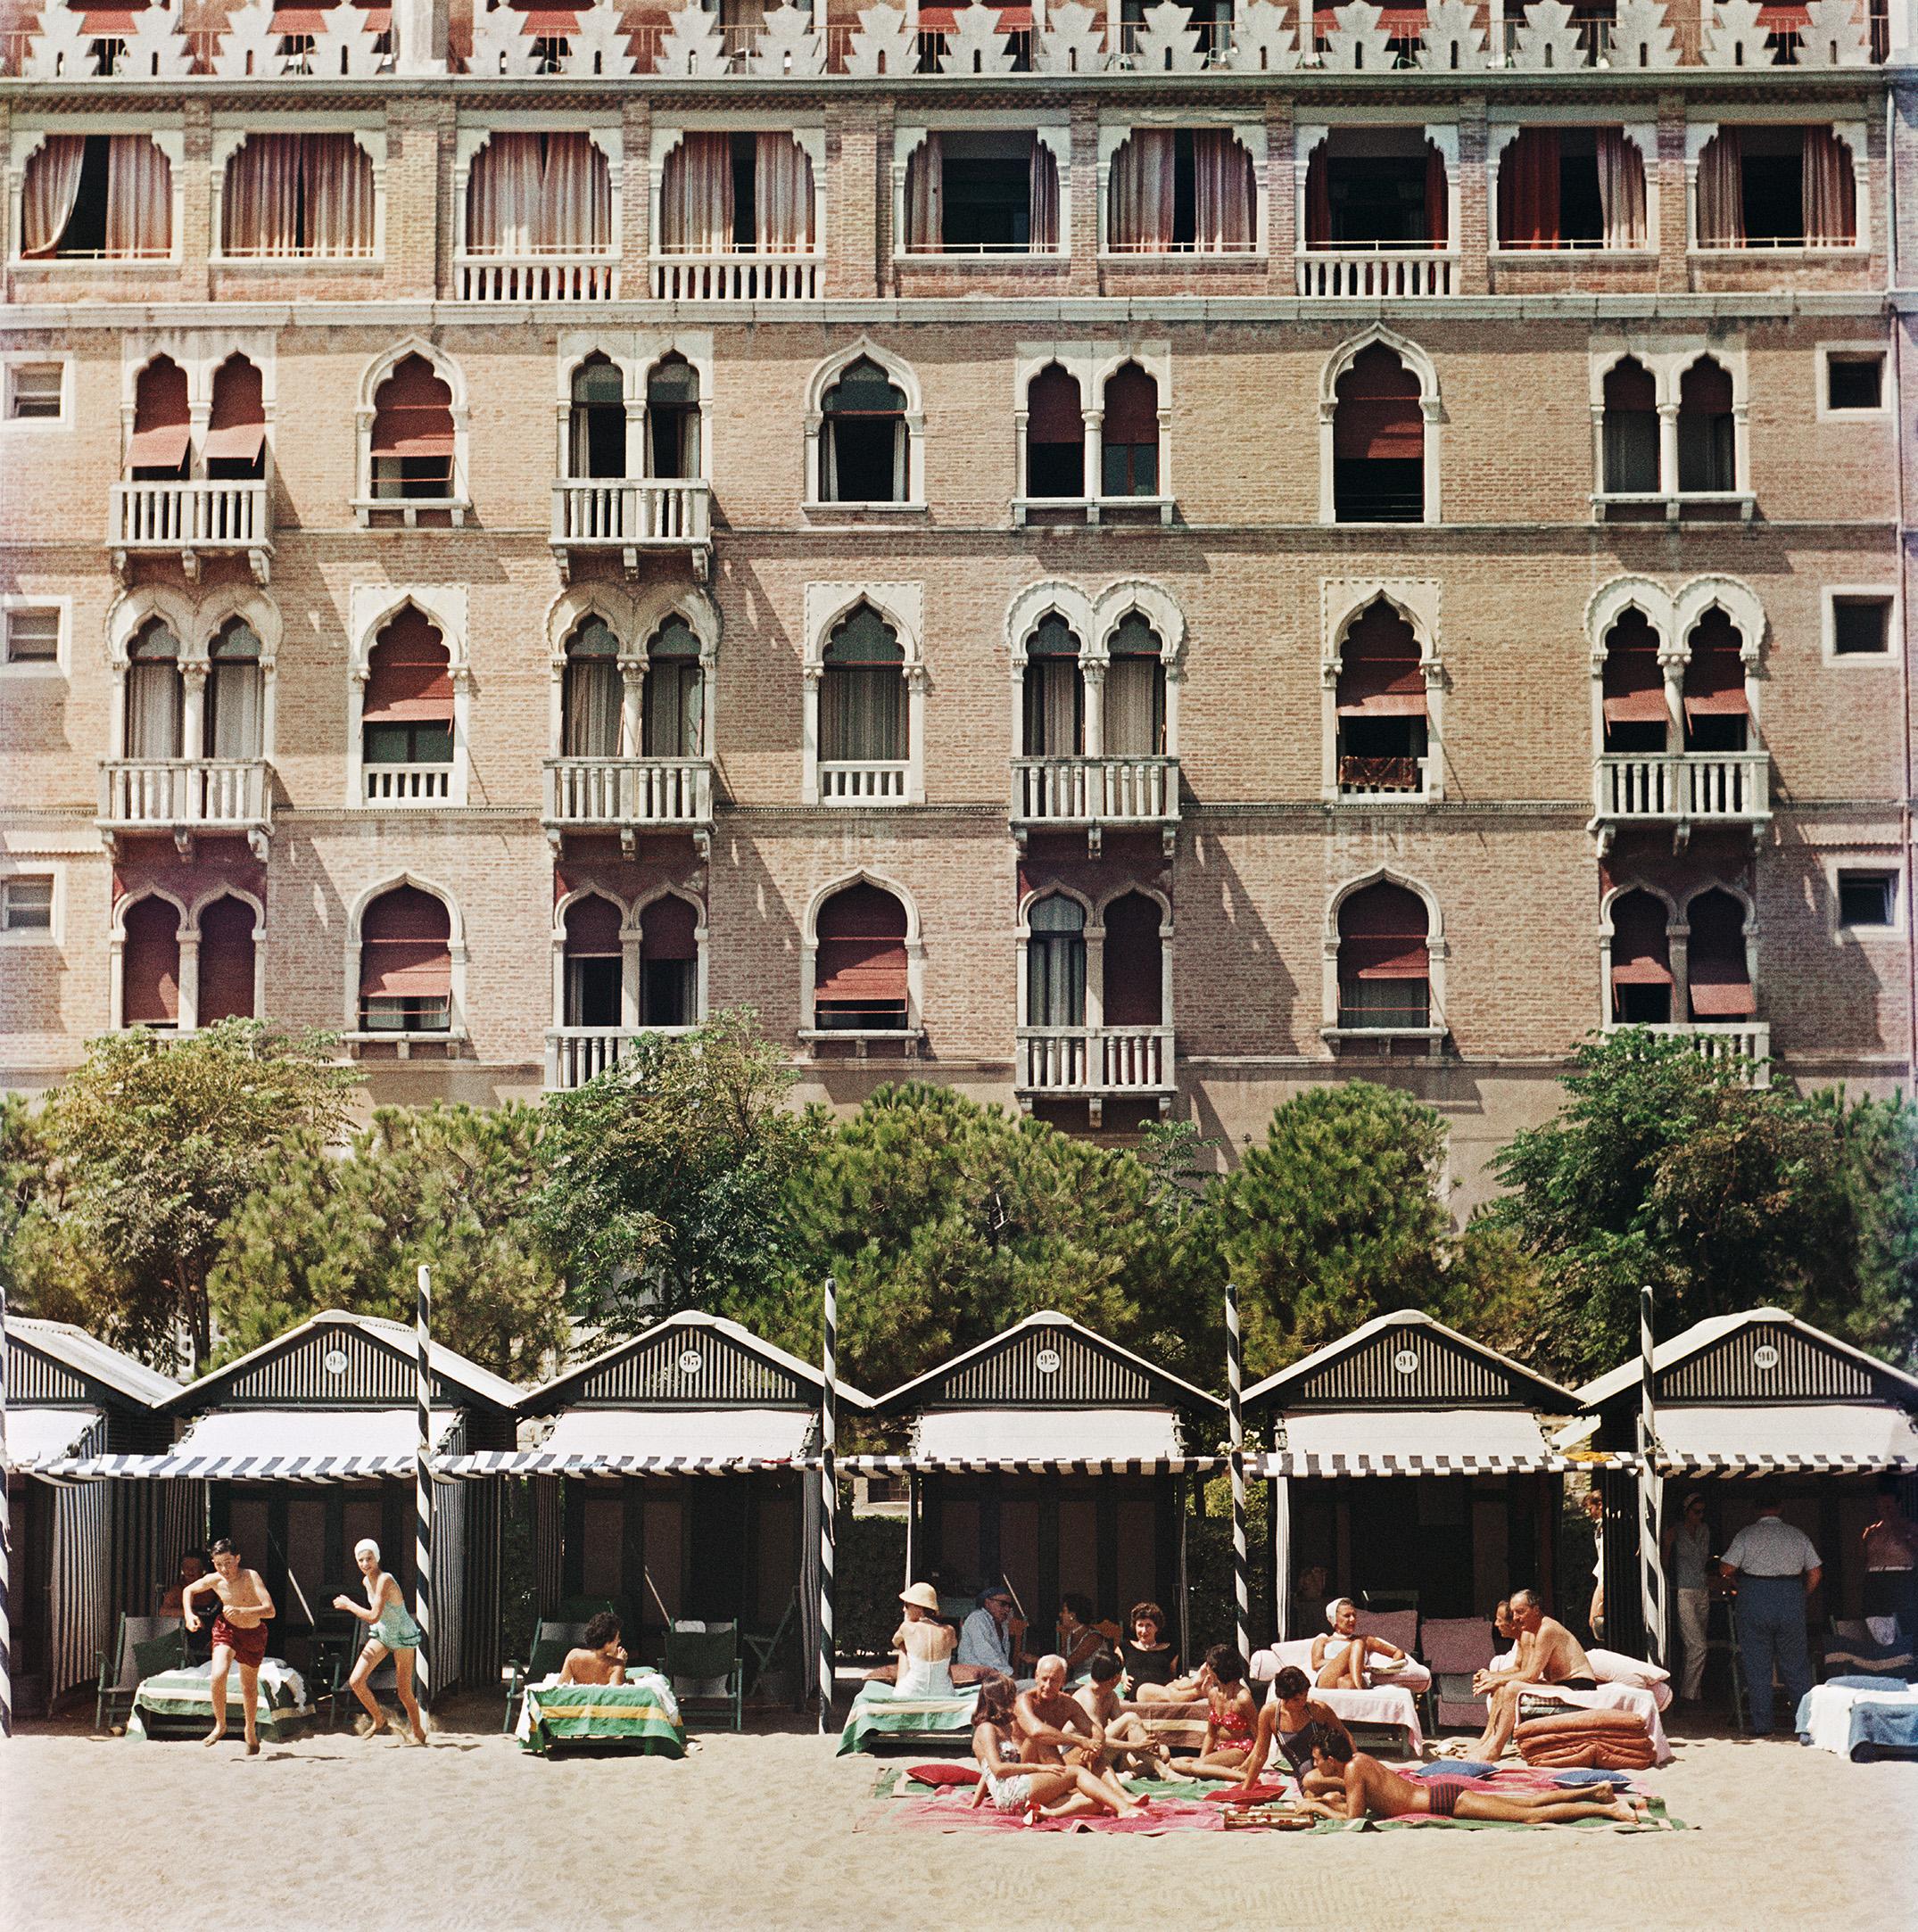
[1654,1404,1918,1474]
[436,1408,814,1477]
[887,1408,1194,1472]
[1260,1409,1575,1477]
[5,1407,104,1472]
[51,1408,459,1482]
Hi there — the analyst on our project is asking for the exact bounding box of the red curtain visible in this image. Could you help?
[122,896,181,1026]
[1687,892,1755,1017]
[1101,892,1163,1028]
[1102,363,1159,445]
[1027,365,1084,445]
[1334,346,1423,461]
[205,357,267,465]
[1304,149,1331,248]
[196,895,257,1023]
[1336,603,1426,715]
[1338,882,1430,978]
[364,609,452,723]
[1609,893,1673,987]
[564,894,623,956]
[128,358,190,471]
[1425,142,1447,247]
[359,887,451,998]
[370,355,455,458]
[1498,128,1560,248]
[1602,611,1666,723]
[815,884,908,1007]
[642,896,699,962]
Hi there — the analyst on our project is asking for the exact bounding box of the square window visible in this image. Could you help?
[1832,596,1892,657]
[1838,870,1897,929]
[1,876,54,932]
[1827,354,1884,413]
[7,363,64,420]
[5,607,60,664]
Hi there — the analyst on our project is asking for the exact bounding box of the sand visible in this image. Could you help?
[5,1701,1915,1932]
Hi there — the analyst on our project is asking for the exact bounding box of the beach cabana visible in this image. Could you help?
[1579,1307,1918,1661]
[7,1318,178,1717]
[57,1309,518,1697]
[851,1311,1225,1653]
[1248,1310,1591,1639]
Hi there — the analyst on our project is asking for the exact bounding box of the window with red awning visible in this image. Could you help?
[1602,610,1667,727]
[1336,881,1431,1030]
[128,357,190,476]
[1336,602,1426,716]
[814,883,910,1031]
[121,896,181,1028]
[206,355,267,475]
[370,354,456,500]
[1686,889,1756,1019]
[359,885,452,1031]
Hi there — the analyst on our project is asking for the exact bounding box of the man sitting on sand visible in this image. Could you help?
[1015,1654,1105,1764]
[180,1538,276,1756]
[1460,1587,1600,1762]
[1300,1728,1645,1827]
[1075,1651,1170,1779]
[559,1612,629,1686]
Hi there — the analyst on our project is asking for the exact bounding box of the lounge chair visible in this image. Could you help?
[742,1587,803,1705]
[1420,1616,1495,1731]
[1250,1638,1428,1755]
[503,1621,591,1735]
[665,1621,743,1732]
[96,1614,184,1735]
[126,1644,310,1740]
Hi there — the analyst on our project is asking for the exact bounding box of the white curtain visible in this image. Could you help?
[225,133,301,257]
[1596,129,1649,251]
[565,658,623,757]
[209,663,263,759]
[644,662,703,757]
[1696,129,1743,247]
[537,133,611,252]
[467,132,542,254]
[1108,130,1176,252]
[1803,127,1856,245]
[21,135,85,257]
[659,133,733,253]
[303,134,376,256]
[905,135,942,253]
[1028,925,1086,1028]
[755,135,814,252]
[105,136,171,258]
[821,666,903,762]
[1104,656,1163,755]
[1193,131,1253,252]
[1026,662,1081,755]
[1029,138,1060,253]
[128,663,182,760]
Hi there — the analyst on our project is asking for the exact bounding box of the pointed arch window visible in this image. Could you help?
[563,895,624,1028]
[1101,891,1163,1028]
[1026,365,1085,500]
[1687,889,1755,1020]
[821,606,905,764]
[1681,609,1749,755]
[1027,896,1087,1028]
[370,354,456,501]
[1601,611,1666,755]
[647,356,701,481]
[363,609,453,768]
[128,357,190,480]
[569,355,626,480]
[1104,614,1167,757]
[562,616,622,759]
[126,620,184,759]
[122,896,182,1029]
[1333,344,1424,523]
[642,617,704,759]
[1101,363,1160,499]
[197,895,258,1025]
[814,882,910,1031]
[1022,617,1084,757]
[1335,601,1426,793]
[641,896,699,1028]
[1608,890,1673,1027]
[206,355,268,480]
[359,886,452,1033]
[1676,359,1735,495]
[207,620,264,761]
[820,359,907,503]
[1337,882,1430,1031]
[1601,358,1659,496]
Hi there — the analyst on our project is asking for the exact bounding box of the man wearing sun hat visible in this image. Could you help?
[957,1584,1020,1676]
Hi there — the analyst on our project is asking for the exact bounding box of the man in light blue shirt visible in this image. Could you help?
[1719,1487,1822,1736]
[956,1586,1018,1675]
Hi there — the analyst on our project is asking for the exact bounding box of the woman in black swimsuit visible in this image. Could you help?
[1120,1601,1195,1705]
[1235,1666,1355,1796]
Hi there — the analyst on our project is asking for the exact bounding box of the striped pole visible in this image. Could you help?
[1635,1283,1663,1668]
[1,1277,12,1739]
[1226,1281,1249,1663]
[414,1264,433,1708]
[816,1275,838,1735]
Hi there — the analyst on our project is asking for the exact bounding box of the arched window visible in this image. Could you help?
[647,356,701,481]
[1102,891,1163,1028]
[1676,359,1735,495]
[1104,614,1166,757]
[128,357,189,480]
[1026,365,1085,500]
[122,896,181,1029]
[363,609,453,771]
[206,355,267,481]
[1335,601,1426,794]
[1337,881,1430,1031]
[1027,896,1087,1028]
[820,358,906,503]
[1333,344,1424,523]
[642,617,703,759]
[22,134,170,260]
[641,896,699,1028]
[1107,128,1255,253]
[1681,608,1749,754]
[562,617,622,760]
[207,621,264,761]
[1101,363,1160,500]
[126,620,184,759]
[370,354,456,501]
[821,606,905,765]
[1686,889,1755,1022]
[1600,610,1666,755]
[659,132,815,256]
[814,882,909,1031]
[1022,616,1084,757]
[1305,131,1446,250]
[359,886,452,1033]
[569,355,625,481]
[1608,890,1673,1027]
[563,895,624,1028]
[1601,358,1659,496]
[197,895,257,1024]
[223,134,374,258]
[465,132,610,257]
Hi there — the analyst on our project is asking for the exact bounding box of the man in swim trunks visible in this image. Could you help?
[1015,1653,1106,1766]
[1301,1730,1643,1826]
[182,1538,276,1754]
[560,1611,630,1687]
[1464,1587,1601,1762]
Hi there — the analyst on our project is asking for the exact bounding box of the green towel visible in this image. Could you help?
[519,1680,687,1758]
[837,1682,983,1756]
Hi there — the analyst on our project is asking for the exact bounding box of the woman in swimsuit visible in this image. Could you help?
[1054,1593,1107,1676]
[1234,1664,1356,1796]
[969,1679,1144,1821]
[1120,1601,1195,1706]
[333,1538,428,1746]
[1310,1597,1407,1691]
[1170,1645,1261,1780]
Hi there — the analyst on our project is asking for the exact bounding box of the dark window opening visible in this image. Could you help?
[566,953,623,1028]
[1337,881,1431,1032]
[820,358,906,503]
[1101,362,1160,499]
[1025,364,1084,500]
[1602,358,1660,495]
[642,957,696,1028]
[1832,597,1892,657]
[814,881,910,1032]
[1338,714,1427,790]
[1826,354,1884,412]
[1333,345,1424,524]
[47,136,110,257]
[1741,149,1804,245]
[1676,359,1736,494]
[1838,871,1896,928]
[1615,981,1672,1025]
[647,356,701,481]
[941,144,1032,252]
[1321,153,1441,247]
[570,356,625,479]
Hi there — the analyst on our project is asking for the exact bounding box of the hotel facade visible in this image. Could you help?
[2,0,1914,1201]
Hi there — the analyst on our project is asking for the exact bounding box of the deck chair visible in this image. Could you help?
[665,1622,743,1732]
[503,1621,592,1735]
[1420,1616,1496,1732]
[96,1615,182,1734]
[742,1588,801,1705]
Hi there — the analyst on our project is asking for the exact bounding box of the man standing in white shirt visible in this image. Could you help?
[1719,1486,1822,1736]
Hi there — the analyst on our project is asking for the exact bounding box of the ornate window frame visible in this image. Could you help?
[352,337,470,527]
[346,583,470,808]
[343,871,468,1044]
[1319,577,1443,804]
[798,868,925,1044]
[1319,324,1442,527]
[209,116,386,265]
[800,581,926,805]
[1321,866,1449,1047]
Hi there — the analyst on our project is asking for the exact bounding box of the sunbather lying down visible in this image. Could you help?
[1298,1729,1647,1827]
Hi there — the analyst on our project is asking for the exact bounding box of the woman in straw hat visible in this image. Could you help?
[893,1582,959,1697]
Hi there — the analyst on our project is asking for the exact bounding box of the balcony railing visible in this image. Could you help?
[99,758,269,838]
[1016,1025,1175,1095]
[1297,246,1454,298]
[1606,1020,1771,1085]
[455,253,619,301]
[544,757,712,830]
[110,481,271,577]
[649,252,822,301]
[551,480,712,557]
[819,760,909,804]
[1012,755,1178,826]
[1337,753,1429,800]
[1593,752,1769,825]
[364,764,452,805]
[545,1025,698,1091]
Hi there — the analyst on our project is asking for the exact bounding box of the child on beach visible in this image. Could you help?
[1076,1651,1170,1779]
[181,1539,276,1755]
[332,1538,428,1746]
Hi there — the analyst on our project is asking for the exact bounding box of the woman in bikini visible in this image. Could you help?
[1054,1593,1107,1676]
[969,1679,1145,1822]
[1170,1646,1261,1780]
[333,1537,428,1746]
[1310,1597,1407,1691]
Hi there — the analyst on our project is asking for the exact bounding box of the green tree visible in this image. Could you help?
[209,1102,566,1382]
[21,1021,359,1370]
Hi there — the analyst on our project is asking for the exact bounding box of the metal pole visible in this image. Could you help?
[415,1264,433,1708]
[816,1276,837,1735]
[1226,1281,1249,1662]
[1,1278,12,1739]
[1636,1283,1663,1667]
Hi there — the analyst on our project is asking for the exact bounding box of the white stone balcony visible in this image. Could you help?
[550,479,712,580]
[455,253,620,302]
[363,763,452,805]
[1591,751,1770,846]
[543,756,713,853]
[98,756,270,857]
[1295,246,1456,298]
[1016,1024,1175,1116]
[649,252,821,302]
[1012,755,1178,853]
[1605,1020,1771,1086]
[819,760,909,805]
[109,481,271,582]
[545,1025,697,1091]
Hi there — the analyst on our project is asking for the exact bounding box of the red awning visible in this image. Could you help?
[364,613,452,723]
[1334,398,1422,462]
[272,2,391,27]
[360,888,451,998]
[371,359,455,458]
[1102,367,1159,445]
[127,422,191,470]
[509,7,582,29]
[1610,953,1674,987]
[1757,4,1809,21]
[1603,686,1668,724]
[1690,973,1757,1017]
[80,11,145,30]
[917,4,1033,26]
[1683,654,1749,719]
[203,421,267,463]
[1027,370,1085,446]
[564,895,623,956]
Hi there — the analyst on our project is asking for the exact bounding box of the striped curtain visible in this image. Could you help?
[51,1418,111,1701]
[431,1416,467,1695]
[533,1475,565,1616]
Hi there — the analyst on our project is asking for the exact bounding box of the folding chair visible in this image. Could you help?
[742,1588,800,1704]
[665,1622,743,1732]
[1419,1616,1496,1736]
[96,1614,179,1734]
[503,1621,591,1734]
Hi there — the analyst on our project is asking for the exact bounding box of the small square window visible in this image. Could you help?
[1838,870,1897,929]
[4,607,60,665]
[1832,596,1892,657]
[7,363,65,420]
[1827,354,1884,413]
[0,877,54,932]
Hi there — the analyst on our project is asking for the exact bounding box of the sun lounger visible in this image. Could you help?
[1420,1617,1495,1730]
[1251,1639,1427,1755]
[1513,1681,1671,1764]
[96,1617,186,1735]
[836,1678,983,1756]
[1797,1676,1918,1759]
[127,1656,309,1740]
[516,1669,687,1757]
[503,1621,591,1734]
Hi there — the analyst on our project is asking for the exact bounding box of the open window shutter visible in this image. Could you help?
[1334,348,1423,461]
[204,358,267,464]
[1335,604,1426,716]
[364,610,452,722]
[1338,883,1429,979]
[128,359,191,472]
[815,885,908,1012]
[564,894,623,956]
[1687,893,1755,1017]
[360,887,452,999]
[196,896,257,1023]
[641,895,699,962]
[122,897,181,1026]
[1609,894,1674,987]
[370,356,456,458]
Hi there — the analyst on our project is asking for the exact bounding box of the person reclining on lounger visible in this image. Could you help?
[1461,1587,1600,1762]
[1170,1646,1261,1781]
[181,1538,276,1756]
[1310,1598,1409,1691]
[1298,1727,1644,1826]
[971,1678,1144,1822]
[558,1612,630,1687]
[1076,1651,1170,1779]
[1120,1602,1195,1705]
[1233,1665,1354,1797]
[334,1538,428,1746]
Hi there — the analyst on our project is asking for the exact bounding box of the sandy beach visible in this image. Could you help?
[5,1700,1915,1932]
